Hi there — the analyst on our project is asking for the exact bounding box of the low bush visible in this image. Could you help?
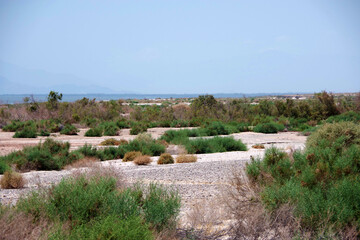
[1,138,73,171]
[0,171,25,189]
[120,139,166,157]
[157,153,174,164]
[130,123,148,135]
[13,126,37,138]
[100,122,119,136]
[10,174,180,239]
[100,138,128,146]
[123,151,142,162]
[60,124,79,135]
[175,154,197,163]
[85,127,103,137]
[116,120,130,129]
[133,155,152,165]
[185,137,247,154]
[39,130,50,136]
[253,122,284,134]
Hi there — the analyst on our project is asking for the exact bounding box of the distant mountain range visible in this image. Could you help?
[0,61,125,94]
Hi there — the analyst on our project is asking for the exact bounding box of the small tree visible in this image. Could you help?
[47,91,63,109]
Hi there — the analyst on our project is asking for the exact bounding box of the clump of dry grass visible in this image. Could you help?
[175,154,197,163]
[100,138,128,146]
[123,151,142,162]
[224,167,301,239]
[156,139,169,147]
[71,164,125,189]
[252,144,265,149]
[64,157,99,170]
[0,171,26,189]
[0,211,52,240]
[133,155,152,165]
[157,153,174,165]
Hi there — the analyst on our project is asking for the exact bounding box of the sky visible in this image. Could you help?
[0,0,359,94]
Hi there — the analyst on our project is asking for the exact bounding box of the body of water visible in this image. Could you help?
[0,93,302,104]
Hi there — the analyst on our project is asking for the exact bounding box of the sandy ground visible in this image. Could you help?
[0,127,196,156]
[0,129,306,233]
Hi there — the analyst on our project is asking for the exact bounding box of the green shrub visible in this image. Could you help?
[116,120,130,129]
[185,137,247,154]
[53,215,153,240]
[253,122,284,134]
[13,126,37,138]
[246,122,360,234]
[306,122,360,150]
[326,111,360,123]
[60,124,79,135]
[142,183,180,231]
[130,123,148,135]
[85,127,103,137]
[99,122,119,136]
[120,139,166,157]
[1,139,73,171]
[15,175,180,238]
[75,144,98,157]
[39,129,50,136]
[204,121,229,135]
[0,160,10,174]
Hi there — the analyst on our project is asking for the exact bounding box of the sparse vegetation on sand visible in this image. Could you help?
[0,170,180,239]
[100,138,128,146]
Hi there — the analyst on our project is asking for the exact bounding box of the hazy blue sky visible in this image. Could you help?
[0,0,359,94]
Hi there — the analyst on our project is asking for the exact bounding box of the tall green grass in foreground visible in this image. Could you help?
[2,172,180,239]
[244,122,360,238]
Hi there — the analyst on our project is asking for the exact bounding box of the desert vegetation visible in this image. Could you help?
[1,91,360,239]
[0,168,180,239]
[1,91,359,139]
[227,122,360,239]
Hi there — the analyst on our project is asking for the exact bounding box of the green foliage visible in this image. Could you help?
[185,136,247,154]
[51,215,153,240]
[253,122,284,134]
[47,91,63,109]
[142,183,181,231]
[130,122,148,135]
[326,111,360,123]
[1,138,73,171]
[0,160,10,174]
[16,175,180,238]
[99,122,119,136]
[85,127,103,137]
[39,129,50,136]
[246,122,360,233]
[13,126,37,138]
[60,124,79,135]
